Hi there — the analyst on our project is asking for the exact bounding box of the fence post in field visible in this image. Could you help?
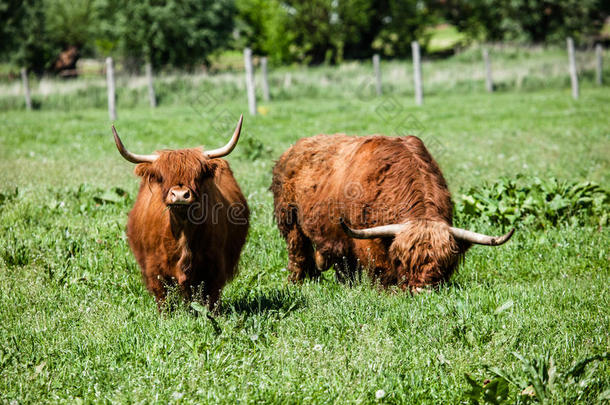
[595,44,603,85]
[145,62,157,108]
[567,37,579,100]
[20,68,32,111]
[261,57,270,102]
[411,41,423,105]
[373,53,382,96]
[106,57,117,121]
[283,73,292,89]
[482,48,494,92]
[244,48,257,115]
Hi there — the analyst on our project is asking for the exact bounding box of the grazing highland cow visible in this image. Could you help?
[271,134,513,291]
[113,115,249,309]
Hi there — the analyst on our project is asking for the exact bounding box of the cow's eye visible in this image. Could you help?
[149,173,162,183]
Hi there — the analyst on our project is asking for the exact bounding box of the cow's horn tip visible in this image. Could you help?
[497,228,516,245]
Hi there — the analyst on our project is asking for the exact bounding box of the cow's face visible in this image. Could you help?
[135,149,216,212]
[112,114,244,214]
[388,222,461,289]
[341,217,513,289]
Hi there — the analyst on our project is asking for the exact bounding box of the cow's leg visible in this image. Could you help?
[275,203,319,281]
[286,226,320,282]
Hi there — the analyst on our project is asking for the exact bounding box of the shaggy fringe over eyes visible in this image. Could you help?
[390,220,462,288]
[133,149,218,190]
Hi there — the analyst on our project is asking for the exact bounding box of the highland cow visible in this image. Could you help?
[271,134,513,291]
[113,115,249,309]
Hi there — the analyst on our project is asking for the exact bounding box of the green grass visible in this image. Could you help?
[0,62,609,402]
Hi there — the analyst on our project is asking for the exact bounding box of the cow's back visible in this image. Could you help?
[272,134,452,229]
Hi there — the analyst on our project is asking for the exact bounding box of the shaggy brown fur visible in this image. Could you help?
[271,134,470,290]
[126,148,249,309]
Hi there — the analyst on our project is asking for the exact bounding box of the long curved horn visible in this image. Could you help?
[449,227,515,246]
[204,114,244,159]
[112,125,158,164]
[340,218,406,239]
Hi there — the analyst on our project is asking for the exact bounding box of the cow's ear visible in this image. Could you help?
[134,163,161,182]
[134,163,150,178]
[200,159,219,177]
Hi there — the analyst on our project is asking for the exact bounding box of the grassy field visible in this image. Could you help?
[0,54,609,403]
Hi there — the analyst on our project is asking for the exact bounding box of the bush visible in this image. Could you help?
[441,0,609,43]
[455,175,609,229]
[464,352,610,403]
[0,0,58,74]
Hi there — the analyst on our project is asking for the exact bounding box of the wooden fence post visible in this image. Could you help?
[482,48,494,92]
[244,48,257,115]
[20,68,32,111]
[145,62,157,108]
[373,54,382,96]
[411,41,423,105]
[106,57,117,121]
[595,44,603,86]
[261,57,270,102]
[567,37,579,100]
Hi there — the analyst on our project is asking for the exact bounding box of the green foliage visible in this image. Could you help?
[371,0,438,57]
[441,0,609,43]
[284,0,376,63]
[0,0,235,72]
[108,0,236,69]
[241,136,272,161]
[465,352,610,403]
[464,373,510,405]
[236,0,439,64]
[456,176,610,228]
[3,0,609,72]
[235,0,295,64]
[44,0,96,50]
[0,0,58,74]
[0,187,19,207]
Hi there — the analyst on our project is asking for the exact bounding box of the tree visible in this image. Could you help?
[440,0,609,43]
[0,0,57,74]
[112,0,236,70]
[371,0,439,57]
[45,0,97,53]
[235,0,295,64]
[236,0,441,64]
